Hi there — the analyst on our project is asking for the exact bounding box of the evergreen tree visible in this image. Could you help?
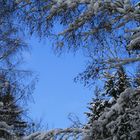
[0,101,17,140]
[85,87,106,123]
[104,66,131,99]
[85,67,131,139]
[88,88,140,140]
[0,73,29,138]
[0,1,34,138]
[86,67,130,123]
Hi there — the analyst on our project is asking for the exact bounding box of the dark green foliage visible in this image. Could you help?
[85,86,109,128]
[104,67,131,99]
[90,88,140,140]
[0,74,27,137]
[86,67,131,139]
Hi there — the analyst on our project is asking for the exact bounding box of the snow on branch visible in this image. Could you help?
[23,128,88,140]
[19,0,140,58]
[105,56,140,68]
[86,87,140,139]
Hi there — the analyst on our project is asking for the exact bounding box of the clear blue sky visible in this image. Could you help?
[23,36,93,129]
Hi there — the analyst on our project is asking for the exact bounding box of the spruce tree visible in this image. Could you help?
[0,74,27,137]
[85,67,131,139]
[0,101,17,140]
[87,67,130,124]
[85,86,110,132]
[104,66,131,99]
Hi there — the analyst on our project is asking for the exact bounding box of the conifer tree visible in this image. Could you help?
[85,67,131,139]
[104,66,131,99]
[0,74,27,137]
[0,1,33,138]
[0,101,17,140]
[85,87,105,123]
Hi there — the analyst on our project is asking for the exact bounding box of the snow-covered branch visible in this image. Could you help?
[105,56,140,68]
[23,128,88,140]
[86,87,140,139]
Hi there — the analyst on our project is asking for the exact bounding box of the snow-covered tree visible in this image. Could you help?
[0,74,28,137]
[85,67,132,139]
[18,0,140,69]
[104,66,131,99]
[86,87,140,140]
[85,87,106,122]
[0,2,36,139]
[0,101,17,140]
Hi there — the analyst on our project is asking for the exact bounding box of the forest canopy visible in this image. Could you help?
[0,0,140,140]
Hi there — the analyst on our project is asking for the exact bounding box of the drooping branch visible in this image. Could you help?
[23,128,88,140]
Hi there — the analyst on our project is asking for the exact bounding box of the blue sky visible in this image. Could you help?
[23,36,93,129]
